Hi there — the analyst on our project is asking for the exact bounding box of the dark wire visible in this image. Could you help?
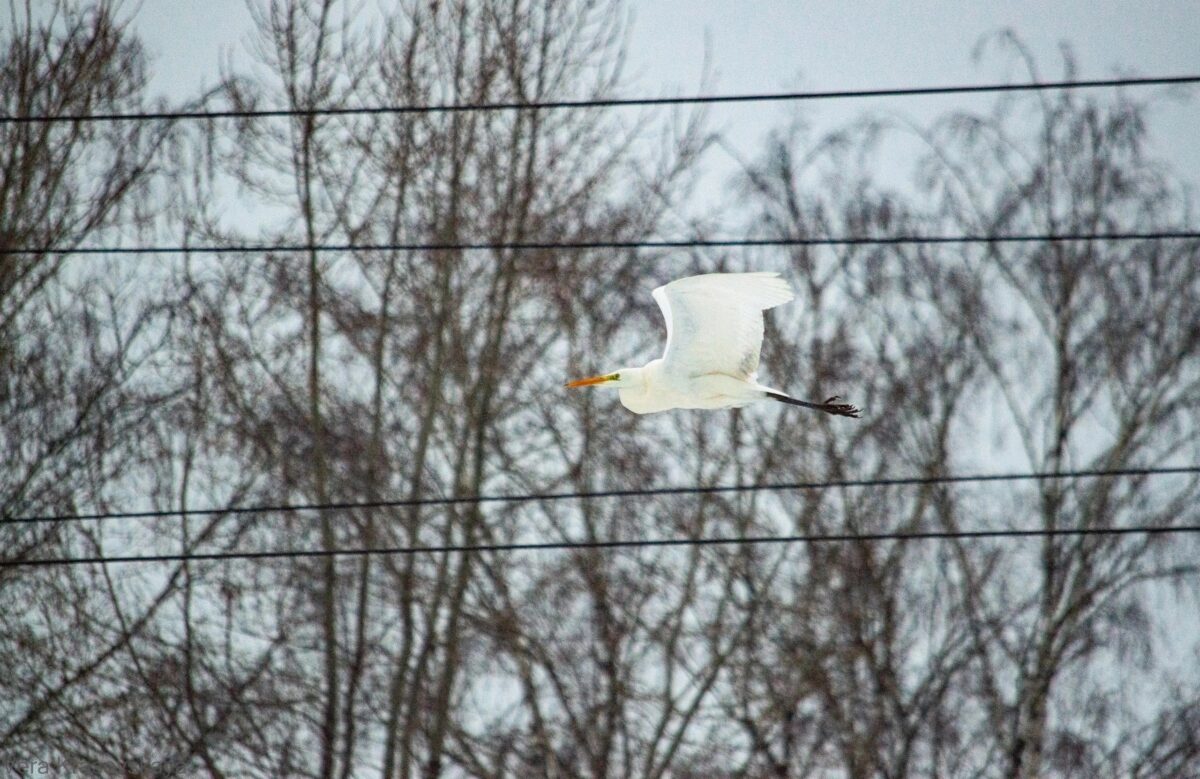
[1,75,1197,125]
[7,465,1197,526]
[2,231,1198,258]
[4,522,1199,569]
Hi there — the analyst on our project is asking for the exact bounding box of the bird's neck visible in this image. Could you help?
[636,360,663,388]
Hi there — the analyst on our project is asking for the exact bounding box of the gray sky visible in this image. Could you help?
[626,1,1200,207]
[132,0,1200,217]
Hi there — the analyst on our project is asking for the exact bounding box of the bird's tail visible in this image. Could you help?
[765,391,862,418]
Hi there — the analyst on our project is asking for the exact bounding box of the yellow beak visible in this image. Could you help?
[564,374,615,388]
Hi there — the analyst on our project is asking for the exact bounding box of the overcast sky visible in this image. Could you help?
[130,0,1200,217]
[629,2,1199,195]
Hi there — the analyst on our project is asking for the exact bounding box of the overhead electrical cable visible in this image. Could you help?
[2,230,1198,258]
[3,521,1199,569]
[1,75,1197,125]
[6,465,1197,526]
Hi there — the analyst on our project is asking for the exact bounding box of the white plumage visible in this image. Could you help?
[653,272,794,381]
[566,272,861,419]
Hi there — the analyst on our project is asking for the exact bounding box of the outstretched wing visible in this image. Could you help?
[651,272,795,380]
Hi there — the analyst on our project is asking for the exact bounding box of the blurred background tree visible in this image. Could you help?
[1,2,1197,777]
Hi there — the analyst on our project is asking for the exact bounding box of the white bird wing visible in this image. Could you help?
[651,272,795,380]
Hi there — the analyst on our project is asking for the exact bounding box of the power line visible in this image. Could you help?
[3,230,1198,258]
[2,75,1197,125]
[4,521,1199,569]
[7,465,1197,526]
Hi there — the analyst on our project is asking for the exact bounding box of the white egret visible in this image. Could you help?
[566,272,860,417]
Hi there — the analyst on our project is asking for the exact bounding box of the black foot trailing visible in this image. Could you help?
[767,392,862,419]
[817,396,861,418]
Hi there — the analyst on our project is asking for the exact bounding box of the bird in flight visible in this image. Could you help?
[566,272,861,417]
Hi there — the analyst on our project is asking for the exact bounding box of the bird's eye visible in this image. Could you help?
[612,373,620,380]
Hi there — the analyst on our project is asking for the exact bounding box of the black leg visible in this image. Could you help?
[766,392,862,418]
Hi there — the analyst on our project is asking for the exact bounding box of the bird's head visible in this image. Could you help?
[564,367,641,391]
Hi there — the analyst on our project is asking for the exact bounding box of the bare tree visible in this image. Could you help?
[143,0,709,775]
[0,1,190,770]
[916,37,1200,779]
[5,4,1197,778]
[709,39,1200,778]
